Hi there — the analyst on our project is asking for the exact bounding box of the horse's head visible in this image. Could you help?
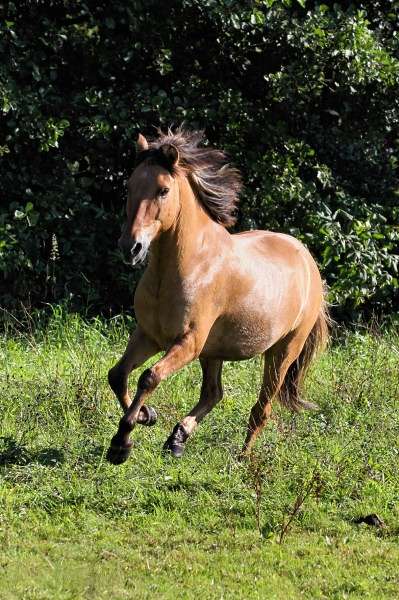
[119,133,180,266]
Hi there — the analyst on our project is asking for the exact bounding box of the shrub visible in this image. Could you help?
[0,1,397,319]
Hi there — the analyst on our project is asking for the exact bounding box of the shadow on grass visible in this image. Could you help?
[0,436,65,467]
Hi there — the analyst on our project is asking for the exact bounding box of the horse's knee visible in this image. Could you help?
[108,364,125,395]
[137,368,160,393]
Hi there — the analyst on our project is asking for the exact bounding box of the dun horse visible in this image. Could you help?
[107,129,328,464]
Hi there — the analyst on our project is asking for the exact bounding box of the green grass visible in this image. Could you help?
[0,309,398,599]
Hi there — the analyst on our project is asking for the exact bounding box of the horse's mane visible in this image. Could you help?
[137,127,242,228]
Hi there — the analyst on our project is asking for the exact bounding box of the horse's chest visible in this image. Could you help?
[134,280,190,349]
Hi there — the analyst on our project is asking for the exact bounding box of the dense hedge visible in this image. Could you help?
[1,0,398,319]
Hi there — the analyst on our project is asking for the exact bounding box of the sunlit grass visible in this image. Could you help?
[0,309,398,599]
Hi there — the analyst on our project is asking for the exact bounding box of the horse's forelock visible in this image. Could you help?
[135,147,180,175]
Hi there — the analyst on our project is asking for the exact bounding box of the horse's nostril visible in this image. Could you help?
[131,242,142,257]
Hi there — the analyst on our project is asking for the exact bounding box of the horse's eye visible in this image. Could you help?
[158,187,169,198]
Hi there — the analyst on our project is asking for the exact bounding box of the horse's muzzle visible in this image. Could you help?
[119,237,149,267]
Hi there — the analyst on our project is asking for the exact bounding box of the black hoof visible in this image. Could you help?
[137,405,158,426]
[162,423,189,458]
[106,438,133,465]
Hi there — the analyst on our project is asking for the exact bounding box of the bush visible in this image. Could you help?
[0,1,398,319]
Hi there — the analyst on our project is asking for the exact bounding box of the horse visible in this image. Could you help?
[106,128,329,465]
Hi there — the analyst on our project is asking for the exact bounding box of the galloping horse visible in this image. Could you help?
[106,128,328,464]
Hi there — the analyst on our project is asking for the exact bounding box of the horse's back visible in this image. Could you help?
[232,230,322,294]
[233,229,313,261]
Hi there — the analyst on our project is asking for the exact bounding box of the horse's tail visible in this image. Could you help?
[278,294,330,412]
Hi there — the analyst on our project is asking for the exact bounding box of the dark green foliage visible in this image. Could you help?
[0,1,398,318]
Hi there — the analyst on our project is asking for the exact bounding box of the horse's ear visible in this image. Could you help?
[136,133,149,152]
[160,143,179,168]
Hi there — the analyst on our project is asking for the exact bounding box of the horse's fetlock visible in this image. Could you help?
[119,415,134,435]
[138,368,159,392]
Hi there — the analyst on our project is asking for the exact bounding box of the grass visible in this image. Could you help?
[0,308,398,599]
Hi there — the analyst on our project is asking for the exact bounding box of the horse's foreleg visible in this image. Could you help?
[163,358,223,457]
[106,331,199,465]
[108,326,159,423]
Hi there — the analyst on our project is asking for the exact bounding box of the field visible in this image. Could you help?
[0,309,398,599]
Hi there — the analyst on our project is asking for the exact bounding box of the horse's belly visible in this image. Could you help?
[200,313,275,360]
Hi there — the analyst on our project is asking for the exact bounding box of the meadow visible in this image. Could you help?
[0,308,398,599]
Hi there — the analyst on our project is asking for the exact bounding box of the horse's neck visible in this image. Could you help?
[151,177,226,277]
[174,177,213,260]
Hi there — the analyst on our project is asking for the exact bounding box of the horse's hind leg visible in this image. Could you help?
[108,326,159,425]
[241,335,306,456]
[163,358,223,457]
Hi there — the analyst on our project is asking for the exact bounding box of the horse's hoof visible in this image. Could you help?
[106,438,133,465]
[162,423,189,458]
[137,405,158,426]
[163,440,185,458]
